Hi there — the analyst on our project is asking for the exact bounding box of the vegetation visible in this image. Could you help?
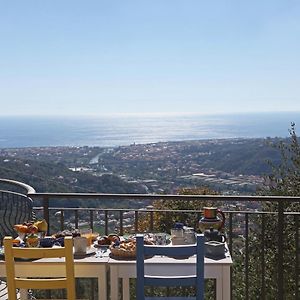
[231,123,300,299]
[258,123,299,299]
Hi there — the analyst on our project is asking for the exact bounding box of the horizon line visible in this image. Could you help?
[1,110,300,118]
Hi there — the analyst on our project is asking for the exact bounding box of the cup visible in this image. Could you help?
[154,233,167,245]
[74,237,87,254]
[80,229,93,247]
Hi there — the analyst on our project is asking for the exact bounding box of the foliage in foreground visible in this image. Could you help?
[237,123,300,299]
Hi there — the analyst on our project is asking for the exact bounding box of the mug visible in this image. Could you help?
[74,237,87,254]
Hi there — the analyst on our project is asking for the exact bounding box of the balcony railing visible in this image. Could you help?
[1,179,299,299]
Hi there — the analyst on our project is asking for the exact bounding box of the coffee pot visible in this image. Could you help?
[199,207,225,232]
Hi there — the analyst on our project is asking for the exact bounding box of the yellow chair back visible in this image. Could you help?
[4,236,76,300]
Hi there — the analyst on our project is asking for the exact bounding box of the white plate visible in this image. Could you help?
[93,242,110,248]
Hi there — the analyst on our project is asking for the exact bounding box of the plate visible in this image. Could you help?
[93,242,110,248]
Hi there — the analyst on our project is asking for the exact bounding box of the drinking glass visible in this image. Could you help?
[80,229,93,248]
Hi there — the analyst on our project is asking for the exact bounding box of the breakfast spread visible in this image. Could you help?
[12,219,49,248]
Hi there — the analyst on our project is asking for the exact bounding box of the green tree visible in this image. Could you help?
[265,122,300,197]
[246,123,300,299]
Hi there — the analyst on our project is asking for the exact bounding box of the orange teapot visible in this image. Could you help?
[199,207,225,232]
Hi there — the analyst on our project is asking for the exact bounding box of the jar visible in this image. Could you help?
[171,222,184,237]
[183,227,196,244]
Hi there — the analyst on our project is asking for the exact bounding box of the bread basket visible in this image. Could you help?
[109,240,136,258]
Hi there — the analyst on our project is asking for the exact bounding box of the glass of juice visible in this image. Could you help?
[80,229,93,248]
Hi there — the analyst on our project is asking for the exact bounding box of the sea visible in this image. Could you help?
[0,112,300,149]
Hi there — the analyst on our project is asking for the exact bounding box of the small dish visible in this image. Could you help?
[93,243,110,249]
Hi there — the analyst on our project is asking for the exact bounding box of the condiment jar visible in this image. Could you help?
[183,226,196,244]
[171,222,184,237]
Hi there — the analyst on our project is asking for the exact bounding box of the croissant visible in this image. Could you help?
[14,224,29,233]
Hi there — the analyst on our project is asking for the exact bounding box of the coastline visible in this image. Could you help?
[0,112,299,149]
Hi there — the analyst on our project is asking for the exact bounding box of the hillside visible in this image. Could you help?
[0,137,283,198]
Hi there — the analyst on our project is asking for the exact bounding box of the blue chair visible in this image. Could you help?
[136,234,205,300]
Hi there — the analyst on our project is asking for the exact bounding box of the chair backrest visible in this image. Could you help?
[136,233,204,300]
[4,236,76,300]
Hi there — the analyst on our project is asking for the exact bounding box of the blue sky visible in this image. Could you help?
[0,1,300,116]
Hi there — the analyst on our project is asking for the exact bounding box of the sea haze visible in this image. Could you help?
[0,112,299,148]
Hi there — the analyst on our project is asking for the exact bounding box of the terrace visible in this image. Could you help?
[0,178,299,300]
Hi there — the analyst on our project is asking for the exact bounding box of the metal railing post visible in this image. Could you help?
[60,209,64,231]
[105,211,108,235]
[150,211,154,232]
[90,210,94,231]
[119,211,123,236]
[74,210,79,229]
[43,195,50,235]
[278,200,284,300]
[295,215,299,300]
[228,212,233,300]
[261,214,266,300]
[135,210,139,233]
[245,213,249,300]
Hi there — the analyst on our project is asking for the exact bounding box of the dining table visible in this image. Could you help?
[0,241,232,300]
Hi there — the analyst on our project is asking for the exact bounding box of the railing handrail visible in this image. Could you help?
[0,178,36,194]
[0,189,34,200]
[28,192,300,202]
[32,206,300,215]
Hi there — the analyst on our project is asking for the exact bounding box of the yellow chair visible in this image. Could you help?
[4,236,76,300]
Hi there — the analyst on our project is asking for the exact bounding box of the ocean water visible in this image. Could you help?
[0,112,299,148]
